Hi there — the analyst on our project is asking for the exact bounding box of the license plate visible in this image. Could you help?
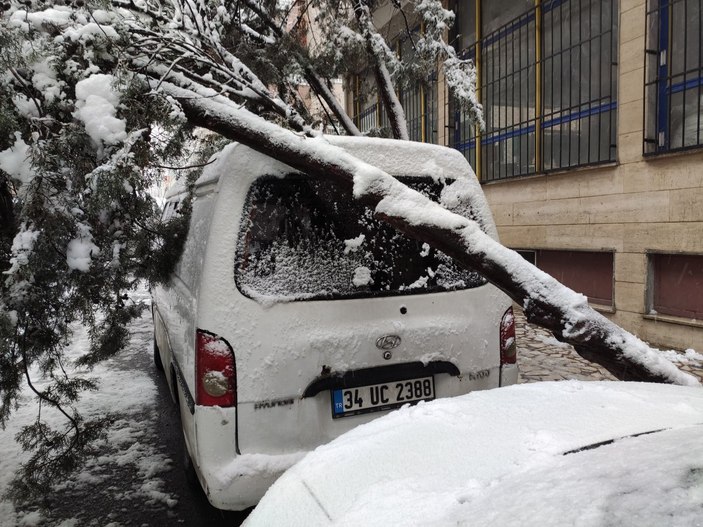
[331,376,435,418]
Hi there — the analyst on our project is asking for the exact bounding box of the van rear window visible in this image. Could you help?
[235,175,486,302]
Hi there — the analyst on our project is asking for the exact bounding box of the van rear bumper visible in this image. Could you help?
[200,450,307,510]
[192,405,308,510]
[500,363,519,387]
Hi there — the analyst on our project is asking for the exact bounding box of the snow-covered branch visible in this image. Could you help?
[413,0,484,129]
[352,0,409,140]
[161,81,697,386]
[121,2,314,133]
[236,0,361,136]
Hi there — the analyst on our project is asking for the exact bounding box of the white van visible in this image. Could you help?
[151,136,518,511]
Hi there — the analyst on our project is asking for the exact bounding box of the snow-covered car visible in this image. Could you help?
[244,381,703,526]
[151,136,517,510]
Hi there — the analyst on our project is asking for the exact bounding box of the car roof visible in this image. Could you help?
[245,381,703,526]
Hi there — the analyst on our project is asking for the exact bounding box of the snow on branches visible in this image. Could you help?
[412,0,484,129]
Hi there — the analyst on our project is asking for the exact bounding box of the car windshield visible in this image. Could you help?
[235,174,486,301]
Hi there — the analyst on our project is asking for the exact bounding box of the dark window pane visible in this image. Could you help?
[482,0,534,35]
[451,0,476,52]
[235,175,487,301]
[537,250,614,306]
[644,0,703,153]
[652,253,703,319]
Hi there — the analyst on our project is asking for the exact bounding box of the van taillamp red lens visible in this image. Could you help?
[500,307,517,365]
[196,330,236,407]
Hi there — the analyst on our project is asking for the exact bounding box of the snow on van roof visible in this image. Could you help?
[192,136,477,191]
[324,136,471,181]
[193,142,291,190]
[187,136,497,239]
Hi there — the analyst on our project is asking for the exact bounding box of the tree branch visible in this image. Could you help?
[352,0,409,140]
[238,0,362,136]
[162,80,698,386]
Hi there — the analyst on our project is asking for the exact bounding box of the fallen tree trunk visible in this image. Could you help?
[162,80,699,387]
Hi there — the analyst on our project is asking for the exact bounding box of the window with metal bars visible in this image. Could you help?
[450,0,618,182]
[350,30,438,142]
[351,73,380,134]
[644,0,703,154]
[358,104,379,134]
[399,33,439,143]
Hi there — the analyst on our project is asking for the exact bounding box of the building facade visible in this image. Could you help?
[347,0,703,351]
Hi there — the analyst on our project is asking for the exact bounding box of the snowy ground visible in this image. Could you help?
[0,288,177,527]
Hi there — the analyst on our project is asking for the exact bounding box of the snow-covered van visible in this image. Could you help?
[151,136,517,511]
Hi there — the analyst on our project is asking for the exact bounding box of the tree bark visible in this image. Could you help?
[163,81,698,387]
[303,67,362,136]
[0,175,14,240]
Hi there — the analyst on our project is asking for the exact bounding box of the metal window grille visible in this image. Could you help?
[351,30,438,142]
[451,0,618,182]
[399,78,438,142]
[358,104,379,133]
[399,32,439,143]
[644,0,703,154]
[401,83,425,141]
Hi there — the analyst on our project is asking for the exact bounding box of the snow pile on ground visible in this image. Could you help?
[531,332,577,350]
[0,288,176,526]
[660,348,703,365]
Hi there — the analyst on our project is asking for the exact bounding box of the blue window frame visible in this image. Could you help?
[645,0,703,153]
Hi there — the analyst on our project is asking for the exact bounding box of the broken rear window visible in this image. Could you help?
[235,175,486,302]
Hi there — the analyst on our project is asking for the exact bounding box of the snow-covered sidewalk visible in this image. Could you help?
[0,289,177,527]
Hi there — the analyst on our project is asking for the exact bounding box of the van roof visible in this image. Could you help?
[182,136,475,196]
[323,136,471,180]
[165,137,495,237]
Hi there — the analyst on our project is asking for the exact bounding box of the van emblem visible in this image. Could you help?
[376,335,401,350]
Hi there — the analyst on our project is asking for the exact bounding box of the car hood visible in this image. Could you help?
[244,381,703,526]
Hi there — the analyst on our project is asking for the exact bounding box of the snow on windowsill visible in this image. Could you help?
[643,313,703,330]
[591,303,615,314]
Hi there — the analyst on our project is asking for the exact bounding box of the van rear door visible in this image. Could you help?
[227,173,509,453]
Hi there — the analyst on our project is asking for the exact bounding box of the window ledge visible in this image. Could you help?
[643,313,703,330]
[480,161,618,185]
[592,303,615,314]
[643,144,703,161]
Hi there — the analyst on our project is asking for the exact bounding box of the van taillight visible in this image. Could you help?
[196,330,236,407]
[500,307,517,365]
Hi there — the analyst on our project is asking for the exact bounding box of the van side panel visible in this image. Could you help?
[153,190,216,456]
